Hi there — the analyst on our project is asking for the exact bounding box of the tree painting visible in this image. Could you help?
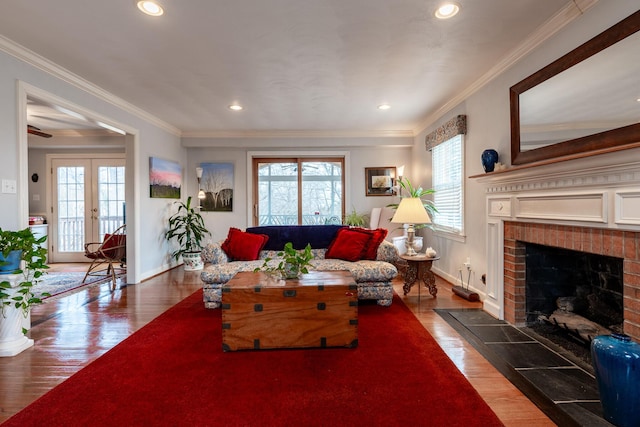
[199,163,233,211]
[149,157,181,198]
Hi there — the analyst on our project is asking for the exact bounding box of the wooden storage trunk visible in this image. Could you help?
[221,271,358,351]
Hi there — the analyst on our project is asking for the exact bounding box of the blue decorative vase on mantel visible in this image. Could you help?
[591,333,640,427]
[481,149,499,173]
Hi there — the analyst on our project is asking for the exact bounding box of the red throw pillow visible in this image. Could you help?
[221,228,269,261]
[325,228,372,262]
[358,228,388,260]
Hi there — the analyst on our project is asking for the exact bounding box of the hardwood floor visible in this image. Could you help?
[0,264,555,425]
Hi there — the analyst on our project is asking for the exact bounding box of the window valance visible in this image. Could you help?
[425,115,467,151]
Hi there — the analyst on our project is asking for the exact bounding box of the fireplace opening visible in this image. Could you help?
[523,243,624,367]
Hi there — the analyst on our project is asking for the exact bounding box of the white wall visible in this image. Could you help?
[184,141,413,242]
[0,48,184,283]
[415,2,640,293]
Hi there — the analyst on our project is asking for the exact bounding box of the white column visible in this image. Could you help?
[0,274,34,357]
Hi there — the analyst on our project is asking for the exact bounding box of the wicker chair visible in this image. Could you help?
[82,224,126,289]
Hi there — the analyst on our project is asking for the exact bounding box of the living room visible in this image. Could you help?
[1,1,639,425]
[6,1,635,295]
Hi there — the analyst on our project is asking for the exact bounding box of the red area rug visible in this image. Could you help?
[4,291,503,426]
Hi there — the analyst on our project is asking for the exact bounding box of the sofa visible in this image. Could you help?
[200,225,398,308]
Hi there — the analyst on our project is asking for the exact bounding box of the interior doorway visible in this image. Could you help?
[49,156,126,263]
[19,82,138,284]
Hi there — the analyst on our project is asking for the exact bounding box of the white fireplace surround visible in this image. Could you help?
[476,150,640,323]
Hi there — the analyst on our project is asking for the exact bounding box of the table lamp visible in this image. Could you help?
[391,197,431,256]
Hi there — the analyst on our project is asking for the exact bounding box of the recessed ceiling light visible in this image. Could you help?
[435,3,460,19]
[137,1,164,16]
[377,104,391,110]
[229,104,243,111]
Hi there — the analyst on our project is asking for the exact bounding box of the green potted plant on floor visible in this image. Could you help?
[165,196,211,271]
[255,242,314,280]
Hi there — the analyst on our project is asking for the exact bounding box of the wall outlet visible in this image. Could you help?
[463,257,471,270]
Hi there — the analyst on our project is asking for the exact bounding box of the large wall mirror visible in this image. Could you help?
[510,10,640,165]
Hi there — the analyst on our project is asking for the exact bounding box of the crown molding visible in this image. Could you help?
[181,129,415,139]
[0,35,181,137]
[45,129,121,138]
[413,0,599,136]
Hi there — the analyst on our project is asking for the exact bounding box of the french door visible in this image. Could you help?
[50,157,125,263]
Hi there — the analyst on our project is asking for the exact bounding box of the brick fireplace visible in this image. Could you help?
[478,151,640,343]
[503,221,640,341]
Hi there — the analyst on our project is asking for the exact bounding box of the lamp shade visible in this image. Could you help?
[391,197,431,224]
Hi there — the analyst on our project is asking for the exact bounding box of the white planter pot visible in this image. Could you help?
[0,274,34,357]
[182,251,204,271]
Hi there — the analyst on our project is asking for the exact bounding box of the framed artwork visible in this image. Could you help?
[199,162,234,212]
[149,157,181,199]
[365,167,397,196]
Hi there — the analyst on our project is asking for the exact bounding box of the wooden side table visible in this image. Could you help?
[400,254,440,298]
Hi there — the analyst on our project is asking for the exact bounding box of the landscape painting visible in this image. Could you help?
[149,157,181,199]
[199,162,233,212]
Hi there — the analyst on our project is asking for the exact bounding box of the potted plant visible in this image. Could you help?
[165,196,211,271]
[343,207,368,227]
[387,177,437,226]
[255,242,314,280]
[0,227,49,356]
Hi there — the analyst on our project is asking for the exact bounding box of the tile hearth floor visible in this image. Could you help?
[436,308,612,427]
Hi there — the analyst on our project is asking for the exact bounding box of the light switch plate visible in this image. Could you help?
[2,179,17,194]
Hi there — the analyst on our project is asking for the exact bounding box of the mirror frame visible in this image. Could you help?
[510,10,640,165]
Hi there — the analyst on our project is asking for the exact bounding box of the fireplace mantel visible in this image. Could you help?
[479,151,640,334]
[475,153,640,196]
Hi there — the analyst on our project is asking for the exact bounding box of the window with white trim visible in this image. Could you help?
[431,134,464,235]
[252,157,345,226]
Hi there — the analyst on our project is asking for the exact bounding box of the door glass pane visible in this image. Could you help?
[257,162,297,225]
[98,166,126,240]
[57,166,85,252]
[301,161,342,225]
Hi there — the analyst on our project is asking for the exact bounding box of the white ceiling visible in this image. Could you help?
[0,0,578,136]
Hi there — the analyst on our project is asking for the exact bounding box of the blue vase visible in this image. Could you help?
[591,333,640,427]
[481,149,499,173]
[0,249,22,272]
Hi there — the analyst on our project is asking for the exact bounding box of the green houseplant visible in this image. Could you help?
[165,196,211,271]
[0,227,49,325]
[255,242,314,279]
[343,207,368,227]
[387,177,437,225]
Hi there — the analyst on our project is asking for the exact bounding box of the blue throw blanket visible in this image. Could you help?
[245,225,346,251]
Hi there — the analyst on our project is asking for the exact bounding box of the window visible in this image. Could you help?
[431,134,464,235]
[253,158,344,225]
